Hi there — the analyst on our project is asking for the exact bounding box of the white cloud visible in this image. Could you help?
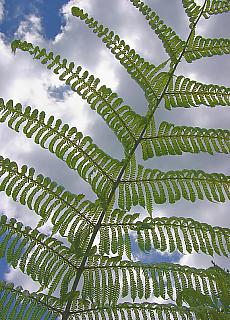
[4,267,40,292]
[15,14,43,44]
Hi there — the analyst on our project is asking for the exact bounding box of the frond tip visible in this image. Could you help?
[71,6,169,106]
[129,0,185,61]
[10,40,143,152]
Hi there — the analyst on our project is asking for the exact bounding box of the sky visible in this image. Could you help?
[0,0,229,300]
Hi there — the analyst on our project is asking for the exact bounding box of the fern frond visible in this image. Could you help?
[0,215,81,296]
[100,212,230,257]
[119,163,230,212]
[184,32,230,62]
[129,0,186,62]
[182,0,202,28]
[0,281,61,319]
[0,98,122,200]
[0,154,99,240]
[11,40,143,152]
[83,255,223,304]
[0,216,83,294]
[164,75,230,109]
[69,300,228,320]
[140,121,230,159]
[71,7,170,105]
[203,0,230,17]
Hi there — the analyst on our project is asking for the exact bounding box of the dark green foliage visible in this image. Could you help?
[0,0,229,319]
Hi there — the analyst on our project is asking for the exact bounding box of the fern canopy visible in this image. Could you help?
[0,0,229,319]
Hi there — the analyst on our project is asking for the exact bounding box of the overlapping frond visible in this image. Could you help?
[0,98,121,200]
[129,0,186,62]
[100,212,230,258]
[0,215,81,296]
[182,0,202,28]
[119,162,230,212]
[0,154,99,239]
[71,7,170,105]
[203,0,230,17]
[11,40,143,152]
[82,255,223,304]
[0,281,60,320]
[69,300,228,320]
[140,121,230,159]
[164,75,230,109]
[184,32,230,62]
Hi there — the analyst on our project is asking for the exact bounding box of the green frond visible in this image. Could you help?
[184,33,230,62]
[5,0,230,318]
[0,281,61,320]
[71,6,170,105]
[0,215,81,296]
[119,164,230,212]
[182,0,202,28]
[68,300,229,320]
[0,154,99,240]
[183,0,230,24]
[0,98,121,200]
[11,40,143,152]
[82,255,224,304]
[164,75,230,108]
[129,0,186,62]
[203,0,230,18]
[100,212,230,257]
[140,121,230,159]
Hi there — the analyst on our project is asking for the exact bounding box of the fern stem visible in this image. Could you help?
[120,177,229,183]
[61,1,208,319]
[142,133,229,141]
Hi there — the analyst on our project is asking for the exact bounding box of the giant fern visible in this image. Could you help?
[0,0,229,319]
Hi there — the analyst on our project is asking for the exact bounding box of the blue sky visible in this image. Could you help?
[0,0,229,311]
[0,0,67,40]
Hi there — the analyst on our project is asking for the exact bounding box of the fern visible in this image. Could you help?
[164,74,230,109]
[184,32,230,62]
[100,213,230,257]
[11,41,143,153]
[0,0,229,319]
[71,6,170,106]
[82,255,224,303]
[129,0,186,62]
[203,0,230,17]
[0,281,61,319]
[140,121,230,159]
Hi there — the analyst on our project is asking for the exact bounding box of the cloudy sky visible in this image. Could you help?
[0,0,229,295]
